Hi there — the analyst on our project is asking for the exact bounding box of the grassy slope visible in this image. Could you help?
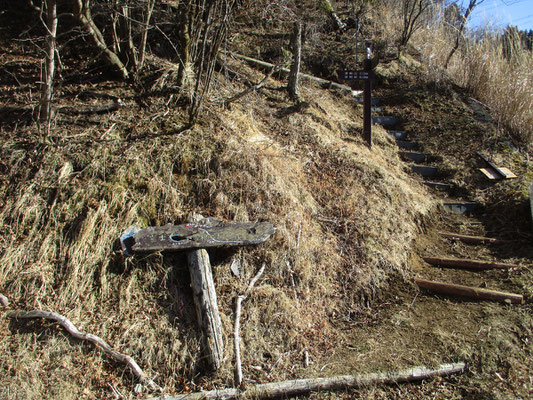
[1,7,532,400]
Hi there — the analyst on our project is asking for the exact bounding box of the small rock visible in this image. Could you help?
[134,384,143,394]
[230,258,241,277]
[504,299,512,305]
[0,294,9,307]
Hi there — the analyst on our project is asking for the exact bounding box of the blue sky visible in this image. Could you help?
[461,0,533,31]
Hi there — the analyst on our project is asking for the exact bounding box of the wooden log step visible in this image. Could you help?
[387,130,407,140]
[422,181,454,191]
[443,202,479,215]
[355,97,381,106]
[399,151,428,163]
[439,232,507,245]
[396,140,418,150]
[415,278,523,304]
[372,116,398,127]
[410,165,437,177]
[423,256,520,270]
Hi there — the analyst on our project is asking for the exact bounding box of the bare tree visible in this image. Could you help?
[39,0,58,131]
[73,0,130,79]
[444,0,484,69]
[398,0,432,54]
[287,21,302,100]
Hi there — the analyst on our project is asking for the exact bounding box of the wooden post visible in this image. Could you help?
[187,248,224,371]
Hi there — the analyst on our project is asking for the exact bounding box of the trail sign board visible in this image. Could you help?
[337,70,373,81]
[131,219,276,252]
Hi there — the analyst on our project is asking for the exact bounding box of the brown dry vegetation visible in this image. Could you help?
[1,1,532,400]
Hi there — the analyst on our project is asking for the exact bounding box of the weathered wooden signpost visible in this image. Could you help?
[125,217,275,371]
[338,42,376,148]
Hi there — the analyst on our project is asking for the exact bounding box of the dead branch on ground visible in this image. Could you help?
[234,263,265,385]
[8,309,162,392]
[143,362,465,400]
[221,67,280,106]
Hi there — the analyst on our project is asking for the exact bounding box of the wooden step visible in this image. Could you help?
[396,140,418,150]
[415,278,523,304]
[400,151,428,163]
[443,202,479,215]
[410,165,437,177]
[423,256,520,270]
[439,232,507,245]
[372,116,398,127]
[387,130,407,140]
[355,97,381,106]
[422,181,454,191]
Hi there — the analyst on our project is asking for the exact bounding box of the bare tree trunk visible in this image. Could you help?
[177,1,192,88]
[444,0,480,69]
[119,3,138,73]
[319,0,345,31]
[138,0,155,71]
[40,0,58,130]
[287,22,302,100]
[73,0,129,80]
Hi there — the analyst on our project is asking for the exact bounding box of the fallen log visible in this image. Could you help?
[8,310,161,392]
[438,232,507,245]
[144,362,465,400]
[415,278,523,304]
[226,52,357,94]
[423,256,520,271]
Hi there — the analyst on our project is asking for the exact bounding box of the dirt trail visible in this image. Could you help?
[313,81,533,399]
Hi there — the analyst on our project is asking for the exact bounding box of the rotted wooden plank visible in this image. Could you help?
[132,219,276,252]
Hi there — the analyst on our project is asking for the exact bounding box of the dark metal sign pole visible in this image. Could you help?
[337,42,375,149]
[363,56,372,148]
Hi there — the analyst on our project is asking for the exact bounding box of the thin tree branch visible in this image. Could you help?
[8,310,162,392]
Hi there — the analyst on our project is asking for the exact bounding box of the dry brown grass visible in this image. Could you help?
[415,23,533,151]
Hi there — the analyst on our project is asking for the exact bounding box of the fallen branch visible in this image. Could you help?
[415,278,523,304]
[8,310,161,392]
[144,362,465,400]
[423,256,520,271]
[439,232,507,245]
[234,263,266,385]
[226,52,357,94]
[222,67,280,106]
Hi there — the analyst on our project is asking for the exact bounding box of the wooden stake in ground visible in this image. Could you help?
[143,362,465,400]
[234,263,265,385]
[187,248,224,371]
[8,310,161,392]
[415,278,523,304]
